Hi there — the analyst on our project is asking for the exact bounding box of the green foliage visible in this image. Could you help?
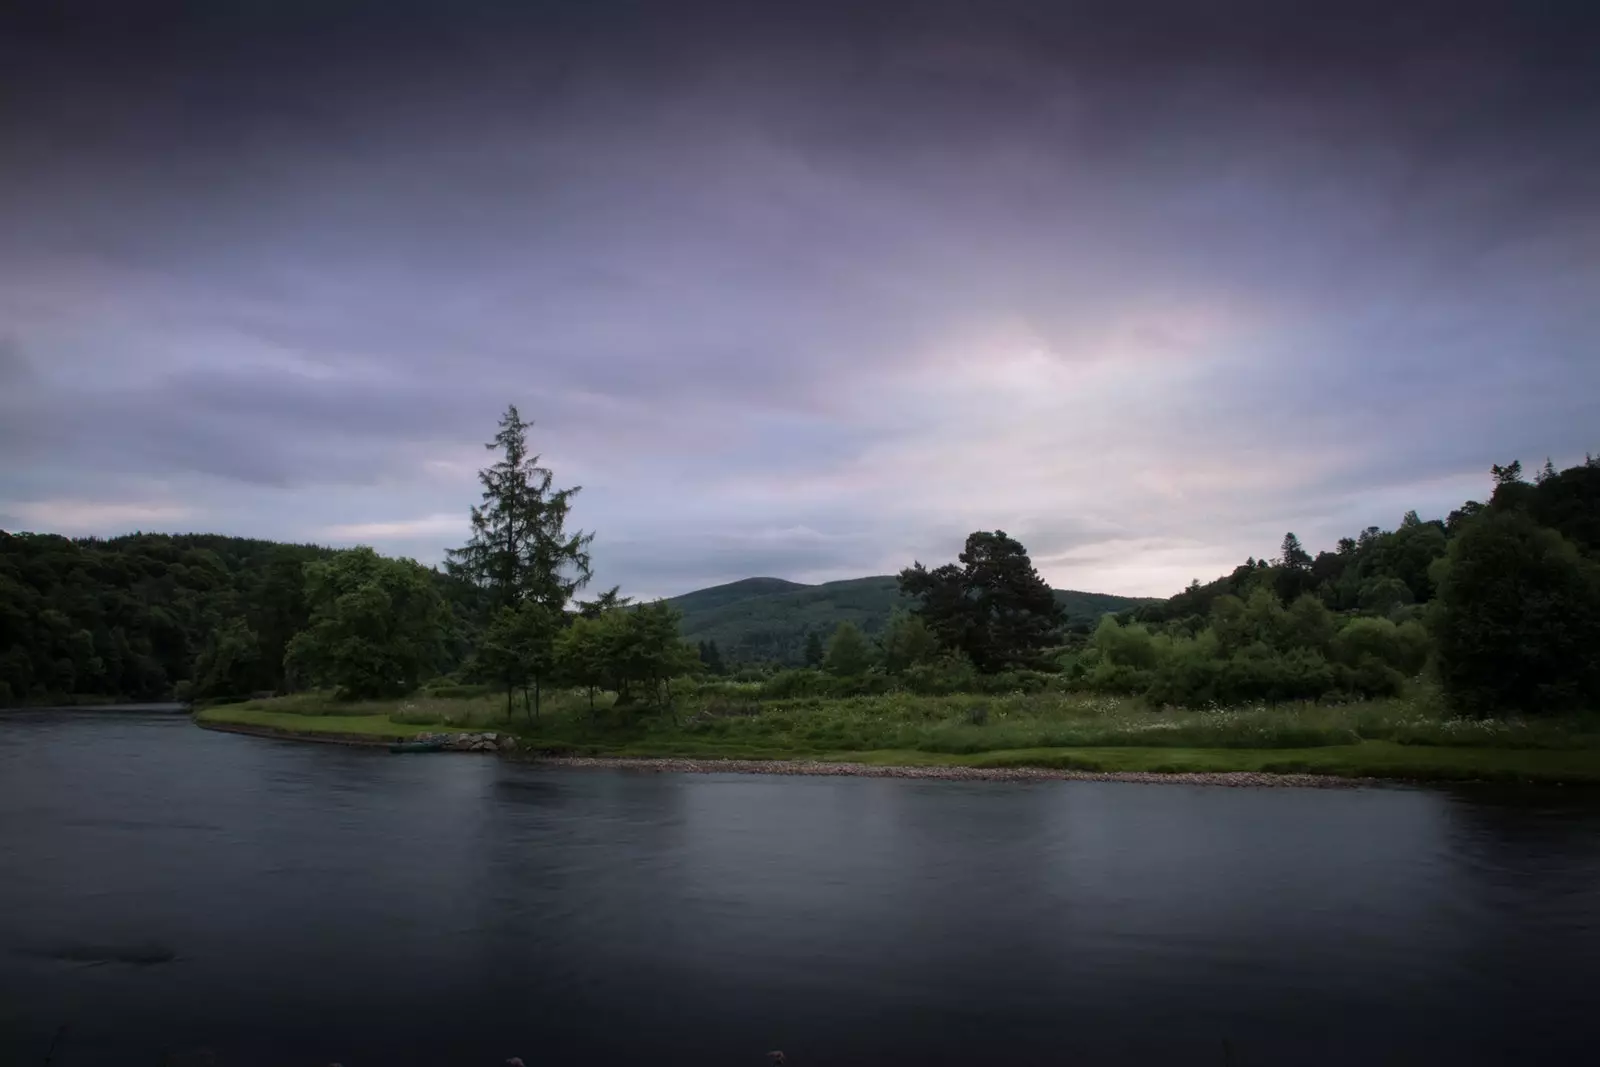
[898,530,1067,671]
[446,404,593,614]
[1331,617,1430,676]
[554,613,610,711]
[1432,510,1600,715]
[878,610,941,674]
[1091,616,1160,669]
[284,547,449,700]
[191,617,261,701]
[470,601,559,720]
[0,530,338,704]
[823,621,874,677]
[696,639,726,675]
[803,630,826,668]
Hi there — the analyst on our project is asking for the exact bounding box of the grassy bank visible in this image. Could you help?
[194,686,1600,784]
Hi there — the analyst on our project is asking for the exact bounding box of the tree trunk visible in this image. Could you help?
[532,676,541,723]
[505,681,514,721]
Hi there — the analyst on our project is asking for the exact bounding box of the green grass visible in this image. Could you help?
[194,686,1600,783]
[195,706,445,738]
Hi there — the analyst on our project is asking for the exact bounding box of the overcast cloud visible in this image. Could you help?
[2,0,1597,597]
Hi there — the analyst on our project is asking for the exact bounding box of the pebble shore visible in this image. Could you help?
[526,755,1369,788]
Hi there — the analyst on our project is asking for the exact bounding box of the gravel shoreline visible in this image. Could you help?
[524,755,1371,788]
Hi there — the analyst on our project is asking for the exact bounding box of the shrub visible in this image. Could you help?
[899,654,979,695]
[424,683,492,699]
[759,669,835,700]
[1092,616,1160,669]
[1332,617,1426,675]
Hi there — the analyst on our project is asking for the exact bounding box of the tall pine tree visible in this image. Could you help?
[448,406,594,718]
[448,405,594,613]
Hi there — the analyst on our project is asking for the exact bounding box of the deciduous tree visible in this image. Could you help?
[284,548,448,700]
[1432,511,1600,715]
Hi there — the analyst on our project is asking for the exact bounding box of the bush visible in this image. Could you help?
[423,683,492,699]
[1332,617,1429,676]
[759,669,835,700]
[899,655,978,695]
[1092,616,1161,669]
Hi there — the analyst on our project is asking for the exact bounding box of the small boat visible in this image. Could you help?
[389,738,446,754]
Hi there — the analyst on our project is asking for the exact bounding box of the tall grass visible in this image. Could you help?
[229,685,1600,755]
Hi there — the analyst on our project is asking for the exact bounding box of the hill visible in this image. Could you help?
[667,574,1153,666]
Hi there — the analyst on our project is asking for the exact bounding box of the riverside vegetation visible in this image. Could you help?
[13,410,1600,783]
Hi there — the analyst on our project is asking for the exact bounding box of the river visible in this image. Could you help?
[2,710,1598,1065]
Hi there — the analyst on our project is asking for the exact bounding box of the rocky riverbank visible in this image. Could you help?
[522,754,1371,788]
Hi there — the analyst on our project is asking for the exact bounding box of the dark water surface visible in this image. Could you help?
[3,713,1599,1066]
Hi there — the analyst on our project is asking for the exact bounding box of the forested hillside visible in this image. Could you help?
[0,533,338,703]
[669,575,1152,666]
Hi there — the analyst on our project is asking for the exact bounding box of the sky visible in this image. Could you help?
[2,0,1597,599]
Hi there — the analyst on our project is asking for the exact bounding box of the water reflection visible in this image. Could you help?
[1,713,1597,1066]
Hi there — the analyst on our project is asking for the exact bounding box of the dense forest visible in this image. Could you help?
[1080,457,1600,713]
[4,419,1599,719]
[0,533,339,704]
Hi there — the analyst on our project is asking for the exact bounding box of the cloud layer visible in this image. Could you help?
[2,1,1597,596]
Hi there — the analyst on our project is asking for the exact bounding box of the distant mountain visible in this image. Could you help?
[667,574,1154,667]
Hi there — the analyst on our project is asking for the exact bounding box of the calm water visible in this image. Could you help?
[2,713,1599,1066]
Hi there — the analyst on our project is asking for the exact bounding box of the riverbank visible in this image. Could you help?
[194,695,1600,785]
[527,754,1362,787]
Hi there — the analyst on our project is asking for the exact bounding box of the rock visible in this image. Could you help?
[498,736,517,751]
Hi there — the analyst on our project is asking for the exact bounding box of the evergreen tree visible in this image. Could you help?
[1490,460,1524,487]
[448,405,593,713]
[898,530,1064,671]
[823,621,873,677]
[447,405,593,614]
[803,630,825,668]
[1279,532,1312,570]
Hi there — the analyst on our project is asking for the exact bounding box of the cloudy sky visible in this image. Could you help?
[2,0,1596,598]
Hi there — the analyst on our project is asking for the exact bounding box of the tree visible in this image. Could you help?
[447,405,593,615]
[878,611,940,674]
[472,600,558,721]
[1431,511,1600,715]
[822,621,874,677]
[191,617,261,701]
[898,531,1064,671]
[577,585,632,619]
[1279,532,1311,570]
[1490,460,1524,488]
[610,602,698,717]
[284,548,448,700]
[555,613,610,715]
[1536,458,1558,485]
[803,630,825,668]
[698,639,726,675]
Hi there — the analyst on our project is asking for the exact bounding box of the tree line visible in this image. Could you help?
[3,407,1597,720]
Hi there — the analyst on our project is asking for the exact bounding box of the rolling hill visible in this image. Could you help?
[667,575,1154,666]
